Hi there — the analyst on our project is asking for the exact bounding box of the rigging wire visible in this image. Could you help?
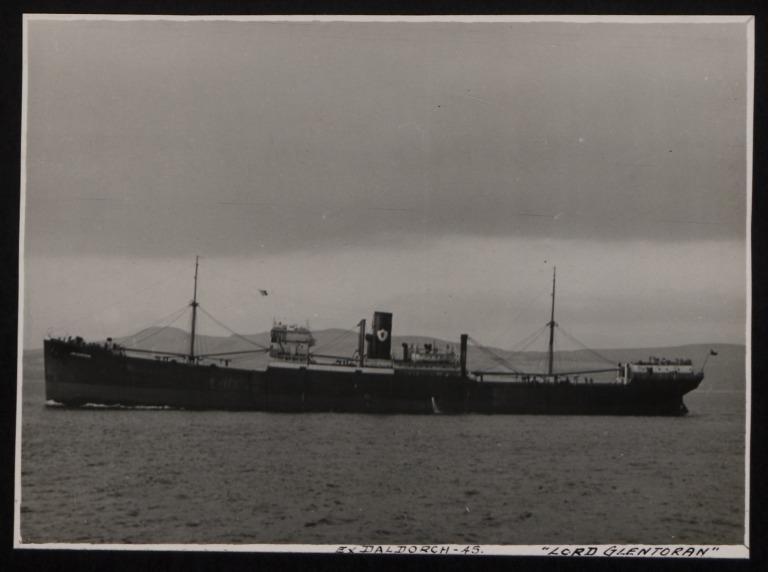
[477,325,548,373]
[508,324,550,354]
[195,327,208,358]
[197,306,269,350]
[468,336,522,372]
[121,304,190,342]
[225,350,269,363]
[556,324,616,366]
[123,305,191,348]
[46,259,196,337]
[505,326,546,372]
[535,347,546,373]
[311,324,361,354]
[489,287,552,348]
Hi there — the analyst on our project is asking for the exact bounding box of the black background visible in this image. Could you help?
[1,2,765,571]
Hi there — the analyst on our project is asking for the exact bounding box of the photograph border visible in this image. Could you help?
[5,7,763,566]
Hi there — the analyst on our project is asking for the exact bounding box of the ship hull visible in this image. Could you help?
[43,339,702,416]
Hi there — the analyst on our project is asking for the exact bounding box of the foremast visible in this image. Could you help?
[188,255,199,362]
[547,266,556,376]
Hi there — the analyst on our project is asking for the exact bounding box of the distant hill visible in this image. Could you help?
[23,328,745,391]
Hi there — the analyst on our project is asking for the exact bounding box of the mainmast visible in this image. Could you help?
[189,256,199,362]
[547,266,556,376]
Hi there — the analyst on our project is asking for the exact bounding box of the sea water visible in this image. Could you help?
[19,377,745,545]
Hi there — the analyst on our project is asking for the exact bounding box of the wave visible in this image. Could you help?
[45,400,182,411]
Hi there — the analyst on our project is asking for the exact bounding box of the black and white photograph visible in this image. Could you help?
[15,14,751,557]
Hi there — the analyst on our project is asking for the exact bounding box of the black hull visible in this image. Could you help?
[43,339,702,416]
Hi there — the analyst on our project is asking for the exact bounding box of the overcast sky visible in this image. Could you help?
[22,17,750,351]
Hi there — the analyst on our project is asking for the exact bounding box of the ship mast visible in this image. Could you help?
[547,266,556,376]
[189,256,199,362]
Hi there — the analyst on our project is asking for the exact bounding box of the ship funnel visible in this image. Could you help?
[357,319,366,367]
[366,311,393,360]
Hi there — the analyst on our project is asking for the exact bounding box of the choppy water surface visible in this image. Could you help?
[20,379,745,545]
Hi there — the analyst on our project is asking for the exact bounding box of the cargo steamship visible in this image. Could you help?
[43,259,706,415]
